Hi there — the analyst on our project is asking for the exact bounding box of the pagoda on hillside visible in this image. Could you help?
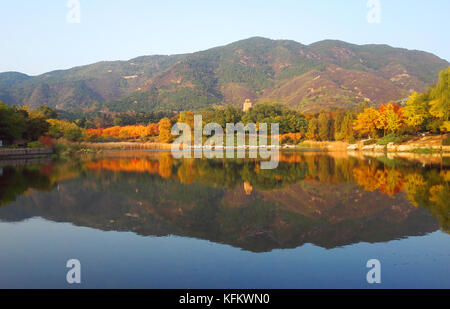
[243,99,253,112]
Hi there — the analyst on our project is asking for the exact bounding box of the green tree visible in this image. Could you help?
[429,67,450,122]
[335,111,355,141]
[306,117,318,140]
[47,119,84,141]
[318,112,332,141]
[23,116,49,142]
[279,109,308,134]
[36,106,58,119]
[242,102,282,125]
[0,102,27,144]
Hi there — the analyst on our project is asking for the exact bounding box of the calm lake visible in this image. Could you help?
[0,150,449,288]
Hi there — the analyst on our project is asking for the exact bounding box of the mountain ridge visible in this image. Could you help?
[1,37,448,113]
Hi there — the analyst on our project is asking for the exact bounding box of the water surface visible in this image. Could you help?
[0,151,449,288]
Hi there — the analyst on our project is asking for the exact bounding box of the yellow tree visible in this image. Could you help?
[375,103,404,135]
[158,118,173,143]
[441,121,450,132]
[353,107,380,138]
[403,92,430,129]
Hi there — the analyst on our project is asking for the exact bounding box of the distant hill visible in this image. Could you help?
[1,37,448,113]
[0,54,185,111]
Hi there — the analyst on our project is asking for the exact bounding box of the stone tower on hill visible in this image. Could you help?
[243,99,253,112]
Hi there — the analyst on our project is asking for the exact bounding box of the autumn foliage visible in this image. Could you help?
[37,136,57,148]
[86,123,159,141]
[280,133,304,144]
[353,103,405,138]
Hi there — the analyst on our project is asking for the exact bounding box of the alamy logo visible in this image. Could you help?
[66,259,81,284]
[366,259,381,284]
[366,0,381,24]
[171,115,280,170]
[66,0,81,24]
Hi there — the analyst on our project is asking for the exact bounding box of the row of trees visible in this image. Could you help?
[199,103,308,134]
[85,105,309,143]
[158,104,357,144]
[85,124,159,142]
[73,110,176,129]
[0,103,54,145]
[0,102,168,144]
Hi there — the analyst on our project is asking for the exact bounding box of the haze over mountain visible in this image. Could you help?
[1,37,448,113]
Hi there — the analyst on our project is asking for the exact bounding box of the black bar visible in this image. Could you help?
[0,289,446,306]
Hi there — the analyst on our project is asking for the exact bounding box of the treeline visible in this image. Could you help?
[0,104,176,146]
[154,104,308,143]
[72,110,176,129]
[1,67,448,147]
[86,124,160,142]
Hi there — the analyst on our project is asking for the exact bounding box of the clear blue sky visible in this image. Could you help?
[2,0,449,75]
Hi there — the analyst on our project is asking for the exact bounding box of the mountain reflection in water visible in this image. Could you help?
[0,150,448,252]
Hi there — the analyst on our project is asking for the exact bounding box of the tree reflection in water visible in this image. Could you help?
[0,151,448,252]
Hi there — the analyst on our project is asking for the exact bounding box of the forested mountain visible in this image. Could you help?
[1,37,448,113]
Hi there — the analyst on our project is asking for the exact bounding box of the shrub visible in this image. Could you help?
[53,142,67,154]
[280,133,303,145]
[413,148,438,154]
[47,119,85,141]
[363,139,376,145]
[376,134,407,145]
[280,136,294,145]
[38,136,57,148]
[52,142,85,157]
[27,141,44,148]
[296,143,312,149]
[443,135,450,146]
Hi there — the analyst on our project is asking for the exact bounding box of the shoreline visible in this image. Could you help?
[296,136,450,154]
[2,134,448,160]
[81,138,449,154]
